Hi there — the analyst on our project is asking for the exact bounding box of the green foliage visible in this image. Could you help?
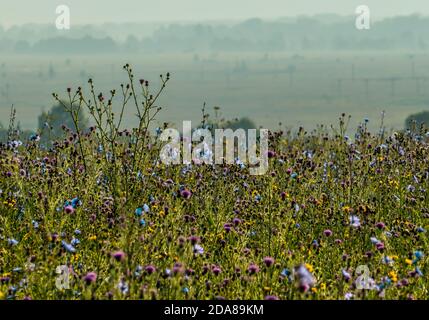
[405,111,429,131]
[0,69,428,300]
[38,103,89,143]
[222,117,258,131]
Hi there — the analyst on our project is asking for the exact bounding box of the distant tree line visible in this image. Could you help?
[3,14,429,54]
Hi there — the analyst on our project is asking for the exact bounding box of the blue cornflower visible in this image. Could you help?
[139,219,146,227]
[281,268,290,277]
[193,244,204,255]
[135,207,143,216]
[32,220,39,229]
[417,227,426,233]
[134,265,143,277]
[143,203,150,213]
[416,267,424,277]
[8,239,19,246]
[71,197,81,208]
[61,240,76,253]
[414,251,424,261]
[29,134,40,142]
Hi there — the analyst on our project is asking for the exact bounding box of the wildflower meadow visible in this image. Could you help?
[0,65,428,300]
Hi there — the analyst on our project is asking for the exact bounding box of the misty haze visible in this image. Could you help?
[1,1,429,133]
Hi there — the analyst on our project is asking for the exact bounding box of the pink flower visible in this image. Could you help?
[83,272,97,284]
[112,250,126,262]
[323,229,333,237]
[64,205,75,214]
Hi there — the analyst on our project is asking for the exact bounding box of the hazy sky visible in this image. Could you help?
[1,0,428,26]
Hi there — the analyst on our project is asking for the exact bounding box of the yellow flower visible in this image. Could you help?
[263,287,271,292]
[305,263,314,273]
[88,235,97,241]
[388,271,398,282]
[311,287,318,293]
[405,259,413,265]
[342,206,352,214]
[71,253,80,263]
[320,283,326,290]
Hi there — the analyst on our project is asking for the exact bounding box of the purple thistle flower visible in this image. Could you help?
[247,263,260,274]
[173,263,184,274]
[264,295,279,300]
[112,250,126,262]
[232,217,242,226]
[212,266,222,276]
[83,272,97,284]
[376,242,385,251]
[323,229,333,237]
[145,265,156,275]
[64,205,75,214]
[263,256,275,267]
[180,189,192,199]
[375,222,385,230]
[223,223,232,232]
[267,150,276,158]
[188,235,200,245]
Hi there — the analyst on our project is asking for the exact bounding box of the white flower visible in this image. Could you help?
[349,215,361,228]
[344,292,354,300]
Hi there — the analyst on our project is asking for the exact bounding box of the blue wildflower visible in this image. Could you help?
[414,251,424,263]
[281,268,290,277]
[417,227,426,233]
[32,220,39,229]
[8,239,19,246]
[416,267,424,277]
[61,240,76,253]
[135,207,143,216]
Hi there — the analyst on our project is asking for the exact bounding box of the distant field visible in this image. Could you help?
[1,51,429,132]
